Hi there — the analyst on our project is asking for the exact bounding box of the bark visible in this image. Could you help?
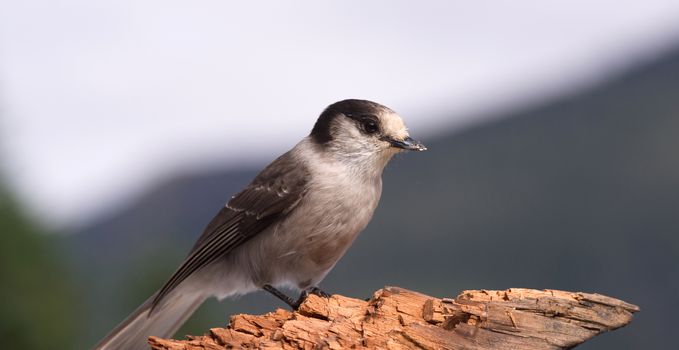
[149,286,639,350]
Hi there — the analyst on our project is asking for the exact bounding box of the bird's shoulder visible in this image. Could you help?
[190,146,312,251]
[228,148,311,215]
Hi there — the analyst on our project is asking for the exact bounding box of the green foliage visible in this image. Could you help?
[0,186,77,349]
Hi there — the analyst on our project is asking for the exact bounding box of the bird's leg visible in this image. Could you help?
[262,284,298,309]
[289,286,332,309]
[263,285,331,310]
[306,286,331,298]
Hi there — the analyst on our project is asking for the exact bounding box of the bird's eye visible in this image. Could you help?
[361,120,379,134]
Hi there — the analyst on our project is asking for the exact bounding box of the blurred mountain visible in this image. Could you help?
[65,45,679,349]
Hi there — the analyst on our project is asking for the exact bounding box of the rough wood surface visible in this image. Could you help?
[148,287,639,349]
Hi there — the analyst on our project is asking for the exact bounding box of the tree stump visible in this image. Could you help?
[148,286,639,349]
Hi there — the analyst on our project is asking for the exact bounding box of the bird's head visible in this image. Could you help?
[310,99,426,168]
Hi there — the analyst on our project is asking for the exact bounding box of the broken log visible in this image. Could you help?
[149,286,639,349]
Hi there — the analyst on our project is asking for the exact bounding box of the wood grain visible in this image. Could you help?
[148,287,638,349]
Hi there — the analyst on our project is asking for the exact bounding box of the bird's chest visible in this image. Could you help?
[313,170,380,233]
[286,169,382,268]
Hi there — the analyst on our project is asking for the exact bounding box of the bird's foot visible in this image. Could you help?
[306,286,331,298]
[291,286,331,309]
[263,284,331,310]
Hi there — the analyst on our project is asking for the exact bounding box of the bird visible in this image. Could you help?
[93,99,426,350]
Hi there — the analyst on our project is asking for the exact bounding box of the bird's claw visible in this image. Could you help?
[262,284,331,310]
[307,286,331,298]
[291,287,331,309]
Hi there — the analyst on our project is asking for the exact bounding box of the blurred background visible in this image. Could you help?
[1,1,678,349]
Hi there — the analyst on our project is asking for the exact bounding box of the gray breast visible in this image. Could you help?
[246,157,383,289]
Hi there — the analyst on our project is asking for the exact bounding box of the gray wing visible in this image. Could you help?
[151,152,309,311]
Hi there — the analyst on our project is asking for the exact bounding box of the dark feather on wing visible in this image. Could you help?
[150,151,310,311]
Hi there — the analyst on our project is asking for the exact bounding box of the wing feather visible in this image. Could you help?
[150,152,309,311]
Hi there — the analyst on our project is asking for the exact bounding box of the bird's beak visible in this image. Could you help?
[386,136,427,151]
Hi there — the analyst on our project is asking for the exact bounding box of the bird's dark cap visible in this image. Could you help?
[310,99,389,144]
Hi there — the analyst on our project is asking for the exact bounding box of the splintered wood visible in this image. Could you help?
[148,287,639,350]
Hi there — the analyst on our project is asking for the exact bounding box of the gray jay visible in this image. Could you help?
[93,99,426,350]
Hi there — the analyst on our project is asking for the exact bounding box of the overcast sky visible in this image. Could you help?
[1,1,679,228]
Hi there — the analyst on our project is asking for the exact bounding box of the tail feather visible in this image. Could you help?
[93,289,205,350]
